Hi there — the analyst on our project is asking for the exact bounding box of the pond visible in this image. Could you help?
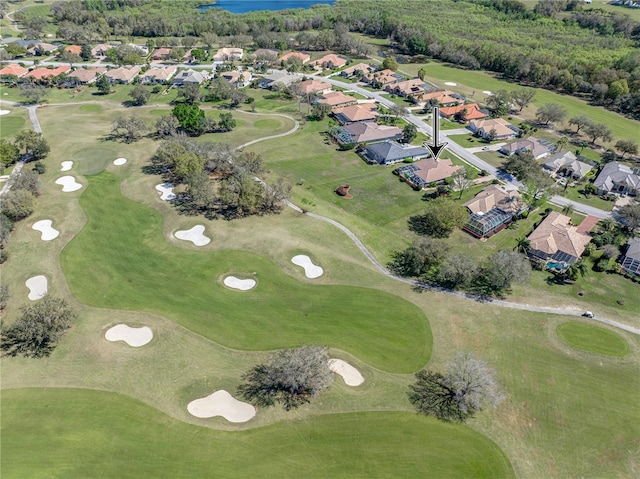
[198,0,334,13]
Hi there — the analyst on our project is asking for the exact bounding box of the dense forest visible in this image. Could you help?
[16,0,640,118]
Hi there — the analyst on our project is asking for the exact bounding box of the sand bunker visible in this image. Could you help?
[174,225,210,246]
[444,81,457,86]
[105,324,153,347]
[291,255,323,279]
[26,275,48,300]
[187,390,256,422]
[0,110,10,116]
[223,276,256,291]
[483,90,493,95]
[328,359,364,386]
[60,161,73,171]
[55,176,82,192]
[155,183,176,201]
[32,220,60,241]
[113,157,127,166]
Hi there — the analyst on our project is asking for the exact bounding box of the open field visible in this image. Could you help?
[0,110,28,139]
[557,321,630,356]
[60,171,431,373]
[398,62,640,142]
[1,90,639,479]
[1,389,514,479]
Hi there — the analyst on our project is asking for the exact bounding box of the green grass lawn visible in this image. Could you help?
[0,114,27,138]
[556,321,630,356]
[1,388,514,479]
[448,133,488,148]
[60,171,431,373]
[556,185,615,212]
[399,62,640,142]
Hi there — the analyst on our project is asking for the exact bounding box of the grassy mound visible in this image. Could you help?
[556,321,629,356]
[0,388,514,478]
[60,172,431,372]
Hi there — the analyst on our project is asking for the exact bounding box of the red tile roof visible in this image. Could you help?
[24,65,71,80]
[0,63,28,77]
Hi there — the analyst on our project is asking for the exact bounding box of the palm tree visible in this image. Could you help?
[561,203,575,216]
[600,218,617,233]
[515,237,531,254]
[556,136,569,152]
[565,259,587,281]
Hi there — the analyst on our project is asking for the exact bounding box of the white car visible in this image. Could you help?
[582,311,594,318]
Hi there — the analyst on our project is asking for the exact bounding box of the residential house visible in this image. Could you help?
[253,48,278,62]
[140,65,178,84]
[527,211,592,271]
[220,70,252,88]
[340,62,374,78]
[469,118,518,140]
[27,42,58,56]
[594,161,640,196]
[311,53,347,69]
[359,140,429,165]
[24,65,71,81]
[64,45,82,56]
[127,43,149,55]
[258,70,298,89]
[105,65,142,84]
[416,90,464,107]
[332,104,377,125]
[316,91,358,109]
[172,68,208,86]
[67,66,107,85]
[439,103,487,122]
[498,137,554,159]
[395,158,463,189]
[151,48,172,61]
[542,151,593,179]
[297,79,332,95]
[463,185,524,238]
[91,44,111,58]
[385,78,430,99]
[362,69,398,88]
[279,51,310,64]
[0,63,29,79]
[334,121,403,145]
[213,47,244,63]
[621,237,640,277]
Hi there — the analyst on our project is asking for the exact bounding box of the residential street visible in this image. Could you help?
[310,73,612,219]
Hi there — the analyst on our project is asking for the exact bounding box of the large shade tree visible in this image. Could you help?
[408,352,503,423]
[238,345,334,411]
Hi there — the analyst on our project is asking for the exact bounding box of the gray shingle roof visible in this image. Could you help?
[594,161,640,193]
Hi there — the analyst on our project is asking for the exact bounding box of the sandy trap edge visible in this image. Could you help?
[187,390,256,422]
[105,324,153,347]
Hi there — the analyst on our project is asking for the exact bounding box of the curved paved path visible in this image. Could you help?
[5,96,635,335]
[285,201,639,336]
[236,111,299,150]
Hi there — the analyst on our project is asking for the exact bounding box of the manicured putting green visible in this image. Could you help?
[0,388,514,478]
[0,116,26,138]
[556,321,629,356]
[74,146,120,175]
[61,172,431,372]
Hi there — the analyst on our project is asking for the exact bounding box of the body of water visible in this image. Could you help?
[198,0,335,13]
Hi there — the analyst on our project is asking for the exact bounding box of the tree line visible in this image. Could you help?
[36,0,637,119]
[149,135,291,220]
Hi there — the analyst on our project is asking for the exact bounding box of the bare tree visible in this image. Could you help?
[408,351,503,422]
[112,115,149,142]
[444,352,504,417]
[238,345,334,411]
